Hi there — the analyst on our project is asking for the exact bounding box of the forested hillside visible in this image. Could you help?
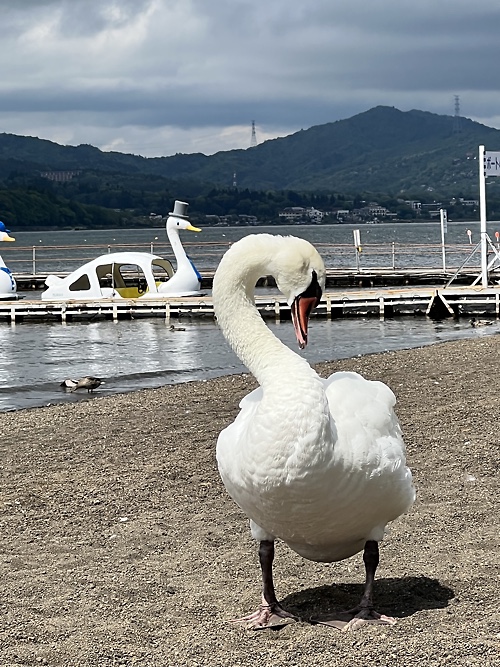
[1,106,500,229]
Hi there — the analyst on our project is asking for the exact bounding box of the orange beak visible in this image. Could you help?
[291,272,322,349]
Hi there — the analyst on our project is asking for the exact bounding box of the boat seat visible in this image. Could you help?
[114,286,148,299]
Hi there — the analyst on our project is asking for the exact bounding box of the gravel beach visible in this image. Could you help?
[1,335,499,666]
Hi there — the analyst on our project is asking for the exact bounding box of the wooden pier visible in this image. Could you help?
[2,286,500,323]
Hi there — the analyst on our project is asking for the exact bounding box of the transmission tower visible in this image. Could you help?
[453,95,462,134]
[250,120,257,147]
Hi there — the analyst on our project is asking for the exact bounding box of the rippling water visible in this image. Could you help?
[4,219,500,275]
[2,222,499,412]
[1,316,496,412]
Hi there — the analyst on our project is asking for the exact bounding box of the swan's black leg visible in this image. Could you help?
[313,541,396,631]
[260,540,279,606]
[230,540,298,629]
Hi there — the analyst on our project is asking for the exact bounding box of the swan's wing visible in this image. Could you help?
[218,386,262,448]
[216,386,265,507]
[238,385,263,410]
[323,371,408,470]
[323,371,415,529]
[216,386,262,462]
[324,371,396,429]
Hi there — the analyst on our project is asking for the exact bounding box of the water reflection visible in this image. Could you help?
[0,316,497,412]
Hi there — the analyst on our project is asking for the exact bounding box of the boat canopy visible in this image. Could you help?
[42,252,177,301]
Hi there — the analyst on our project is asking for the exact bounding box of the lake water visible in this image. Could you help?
[4,218,500,275]
[1,222,499,412]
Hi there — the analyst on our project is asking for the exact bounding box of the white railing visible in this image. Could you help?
[0,240,492,276]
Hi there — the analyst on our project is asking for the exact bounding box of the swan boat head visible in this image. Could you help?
[159,200,203,296]
[0,222,17,299]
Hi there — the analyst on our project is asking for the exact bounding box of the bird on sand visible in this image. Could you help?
[213,234,415,631]
[470,317,492,328]
[60,376,105,393]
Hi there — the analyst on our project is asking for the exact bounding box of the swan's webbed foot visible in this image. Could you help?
[313,606,396,631]
[231,602,298,630]
[231,540,299,630]
[313,540,395,632]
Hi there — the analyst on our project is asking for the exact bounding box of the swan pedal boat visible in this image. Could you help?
[0,225,18,300]
[42,251,186,301]
[42,200,203,301]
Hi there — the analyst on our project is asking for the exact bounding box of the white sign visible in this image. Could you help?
[440,208,447,234]
[484,151,500,176]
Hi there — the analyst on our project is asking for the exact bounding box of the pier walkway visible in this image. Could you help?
[1,285,499,323]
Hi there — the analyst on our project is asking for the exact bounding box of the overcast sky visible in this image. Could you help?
[1,0,499,157]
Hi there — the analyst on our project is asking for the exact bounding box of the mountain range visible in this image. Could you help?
[1,106,500,198]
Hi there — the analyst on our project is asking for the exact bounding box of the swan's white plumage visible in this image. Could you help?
[214,234,414,566]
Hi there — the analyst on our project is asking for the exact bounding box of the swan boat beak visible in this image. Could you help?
[2,234,15,242]
[186,224,202,233]
[291,270,323,350]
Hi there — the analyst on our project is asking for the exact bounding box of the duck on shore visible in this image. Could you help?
[470,317,492,328]
[60,377,105,393]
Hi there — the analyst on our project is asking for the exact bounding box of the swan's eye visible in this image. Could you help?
[177,222,180,226]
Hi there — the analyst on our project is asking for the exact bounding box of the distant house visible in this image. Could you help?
[279,207,325,223]
[335,209,351,221]
[40,170,81,182]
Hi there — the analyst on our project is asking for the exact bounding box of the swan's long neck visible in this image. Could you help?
[213,236,319,390]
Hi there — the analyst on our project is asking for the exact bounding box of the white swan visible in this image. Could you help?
[157,200,203,296]
[0,223,17,300]
[213,234,415,631]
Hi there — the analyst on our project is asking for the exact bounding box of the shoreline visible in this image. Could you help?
[1,335,499,666]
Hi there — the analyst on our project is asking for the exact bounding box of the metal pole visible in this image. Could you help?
[440,208,447,273]
[32,246,36,275]
[479,145,488,288]
[353,229,361,271]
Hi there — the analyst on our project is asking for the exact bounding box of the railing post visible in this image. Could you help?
[392,242,396,270]
[32,246,36,275]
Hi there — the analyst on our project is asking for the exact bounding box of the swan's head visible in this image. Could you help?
[166,216,201,234]
[272,237,325,349]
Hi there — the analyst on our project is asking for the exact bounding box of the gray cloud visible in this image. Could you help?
[0,0,499,156]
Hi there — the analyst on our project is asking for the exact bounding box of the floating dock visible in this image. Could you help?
[12,266,492,291]
[2,286,500,323]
